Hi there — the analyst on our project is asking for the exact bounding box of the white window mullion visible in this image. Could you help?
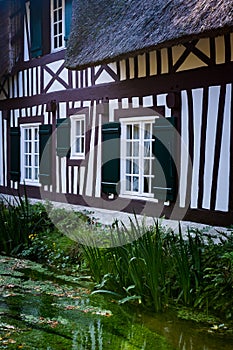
[121,126,126,194]
[139,122,145,195]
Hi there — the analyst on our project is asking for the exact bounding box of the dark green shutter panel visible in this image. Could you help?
[56,118,70,157]
[30,0,42,57]
[64,0,72,44]
[39,124,52,185]
[102,122,121,195]
[10,127,20,182]
[152,117,177,201]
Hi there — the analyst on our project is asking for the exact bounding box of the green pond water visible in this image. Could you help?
[0,256,232,350]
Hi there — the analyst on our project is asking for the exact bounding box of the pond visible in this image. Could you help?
[0,256,232,349]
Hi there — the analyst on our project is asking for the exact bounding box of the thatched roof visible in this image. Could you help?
[0,0,23,80]
[0,1,11,78]
[65,0,233,70]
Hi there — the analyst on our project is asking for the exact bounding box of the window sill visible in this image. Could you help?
[119,194,159,203]
[20,181,41,187]
[51,47,66,54]
[70,155,85,160]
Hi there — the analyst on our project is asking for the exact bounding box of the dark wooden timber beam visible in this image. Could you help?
[1,62,233,110]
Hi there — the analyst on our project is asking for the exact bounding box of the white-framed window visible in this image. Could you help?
[51,0,65,51]
[70,114,85,159]
[120,117,156,198]
[20,124,40,185]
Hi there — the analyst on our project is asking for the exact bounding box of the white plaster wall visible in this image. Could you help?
[202,86,221,209]
[191,88,203,208]
[215,84,231,211]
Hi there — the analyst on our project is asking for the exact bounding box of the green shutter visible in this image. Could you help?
[64,0,72,44]
[152,117,177,201]
[39,124,52,185]
[30,0,42,57]
[10,127,20,182]
[102,122,121,195]
[56,118,70,157]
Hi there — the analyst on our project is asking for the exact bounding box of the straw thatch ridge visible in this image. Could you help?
[0,1,11,78]
[65,0,233,70]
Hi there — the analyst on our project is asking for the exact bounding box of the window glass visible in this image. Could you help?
[121,119,154,196]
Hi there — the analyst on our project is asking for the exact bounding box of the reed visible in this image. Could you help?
[81,217,170,311]
[0,189,51,255]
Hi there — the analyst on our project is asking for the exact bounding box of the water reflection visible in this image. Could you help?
[72,319,103,350]
[1,258,233,350]
[139,311,233,350]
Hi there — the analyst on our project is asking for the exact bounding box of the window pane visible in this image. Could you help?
[58,35,62,47]
[126,160,131,174]
[54,24,58,36]
[126,125,132,139]
[144,123,151,139]
[28,168,32,179]
[76,121,80,135]
[126,176,131,191]
[133,124,139,139]
[35,155,39,167]
[133,177,139,191]
[133,141,139,157]
[144,141,151,157]
[81,137,84,153]
[144,159,150,175]
[143,177,149,193]
[54,10,58,23]
[35,168,39,180]
[126,142,131,157]
[58,7,62,18]
[133,160,139,175]
[35,141,38,154]
[81,120,85,135]
[59,21,62,34]
[35,128,39,140]
[75,138,80,153]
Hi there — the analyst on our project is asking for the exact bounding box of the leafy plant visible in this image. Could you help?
[80,218,233,319]
[0,189,52,255]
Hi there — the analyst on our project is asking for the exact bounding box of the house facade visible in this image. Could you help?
[0,0,233,226]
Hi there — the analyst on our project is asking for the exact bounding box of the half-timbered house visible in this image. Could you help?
[0,0,233,226]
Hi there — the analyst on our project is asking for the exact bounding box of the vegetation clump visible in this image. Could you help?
[80,218,233,321]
